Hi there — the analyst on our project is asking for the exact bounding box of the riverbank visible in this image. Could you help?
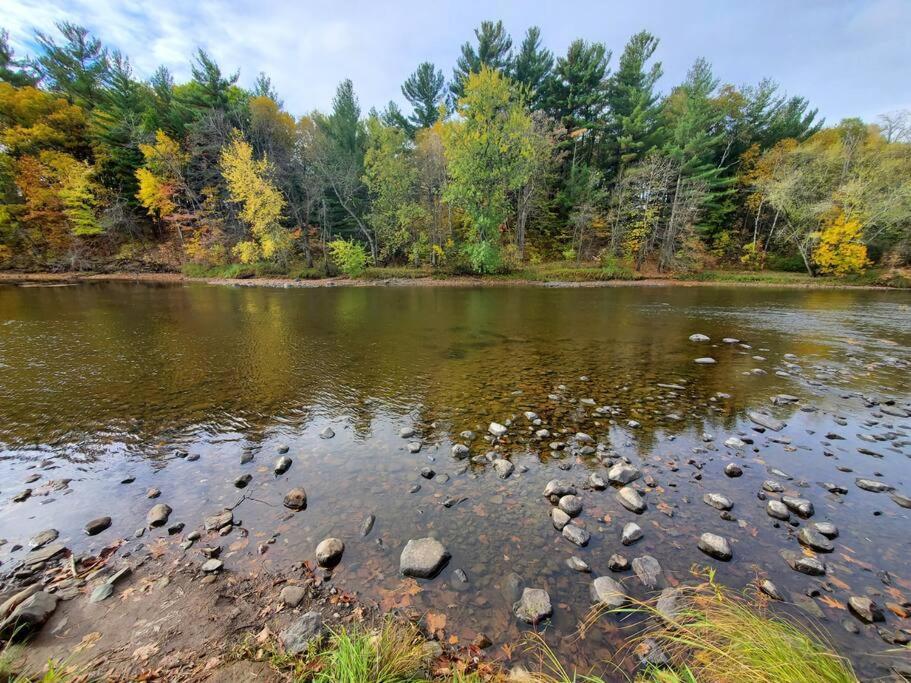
[1,267,909,291]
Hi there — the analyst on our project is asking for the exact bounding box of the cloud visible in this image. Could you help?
[4,0,909,123]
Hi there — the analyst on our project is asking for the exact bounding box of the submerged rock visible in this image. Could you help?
[493,459,514,479]
[551,508,570,530]
[543,479,576,500]
[488,422,508,438]
[689,333,710,342]
[558,494,582,517]
[590,576,626,608]
[28,529,58,550]
[760,580,785,601]
[703,493,733,511]
[781,549,826,576]
[798,527,834,553]
[608,554,629,571]
[724,463,743,477]
[608,463,641,485]
[766,500,790,521]
[566,556,590,573]
[621,522,642,546]
[562,523,590,547]
[748,411,784,431]
[514,588,552,624]
[400,537,450,578]
[451,444,469,458]
[781,496,814,518]
[855,478,893,493]
[632,555,664,589]
[694,357,716,365]
[319,427,335,439]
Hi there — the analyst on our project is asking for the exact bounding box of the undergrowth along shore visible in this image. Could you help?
[172,261,909,288]
[3,576,865,682]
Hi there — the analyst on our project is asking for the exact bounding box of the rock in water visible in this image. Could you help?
[451,444,469,459]
[283,488,307,510]
[590,576,626,608]
[656,587,679,621]
[797,527,834,553]
[400,537,450,578]
[201,559,223,573]
[766,500,790,521]
[698,533,732,561]
[492,459,514,479]
[589,473,607,490]
[146,504,172,528]
[558,495,583,517]
[781,496,814,518]
[781,549,826,576]
[608,463,641,485]
[543,479,577,500]
[748,411,784,431]
[488,422,507,438]
[562,524,591,547]
[84,517,112,536]
[281,611,325,655]
[632,555,664,589]
[621,522,642,546]
[234,474,252,488]
[315,538,344,567]
[694,357,716,365]
[319,427,335,439]
[274,456,292,474]
[689,333,710,342]
[703,493,733,511]
[361,513,376,537]
[204,510,233,531]
[616,486,646,513]
[855,478,893,493]
[724,463,743,477]
[760,580,785,601]
[847,596,884,623]
[566,556,590,573]
[28,529,58,549]
[513,588,552,624]
[551,508,570,530]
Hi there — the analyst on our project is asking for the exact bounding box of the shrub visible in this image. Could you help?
[327,239,369,277]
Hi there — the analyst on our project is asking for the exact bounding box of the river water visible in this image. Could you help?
[1,281,909,678]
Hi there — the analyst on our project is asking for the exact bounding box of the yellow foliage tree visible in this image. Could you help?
[136,130,187,219]
[813,210,871,275]
[219,132,290,263]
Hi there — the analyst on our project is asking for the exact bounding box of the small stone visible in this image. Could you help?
[280,585,306,607]
[400,427,415,438]
[767,500,790,521]
[694,357,716,365]
[400,537,450,578]
[724,463,743,477]
[28,529,58,550]
[0,591,57,638]
[748,411,784,431]
[550,508,571,530]
[407,441,422,453]
[616,486,646,513]
[608,463,641,485]
[591,576,627,608]
[724,437,746,449]
[760,579,785,601]
[420,467,435,479]
[608,554,629,571]
[514,588,552,624]
[848,596,884,623]
[319,427,335,439]
[781,549,826,576]
[146,504,172,528]
[84,517,112,536]
[204,510,233,531]
[472,633,492,649]
[781,496,814,518]
[855,478,893,493]
[274,456,292,475]
[233,474,252,488]
[283,488,307,510]
[621,522,642,546]
[562,523,590,547]
[566,556,591,572]
[201,559,223,573]
[281,611,325,654]
[689,333,710,342]
[484,421,508,440]
[589,473,607,490]
[543,479,577,500]
[493,459,514,479]
[558,494,582,517]
[656,587,679,621]
[698,533,732,561]
[703,493,733,511]
[762,480,784,493]
[146,487,161,499]
[451,444,469,458]
[361,514,376,537]
[798,527,834,552]
[315,538,344,567]
[89,583,113,603]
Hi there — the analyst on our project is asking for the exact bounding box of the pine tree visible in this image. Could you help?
[451,20,513,98]
[0,29,38,86]
[34,22,110,109]
[401,62,446,129]
[511,26,553,110]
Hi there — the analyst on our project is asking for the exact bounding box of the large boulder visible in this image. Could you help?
[0,591,58,640]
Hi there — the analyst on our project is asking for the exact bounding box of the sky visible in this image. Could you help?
[4,0,910,125]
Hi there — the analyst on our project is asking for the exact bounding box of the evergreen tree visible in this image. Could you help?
[401,62,446,129]
[34,22,110,109]
[604,30,663,173]
[542,39,610,134]
[451,20,513,98]
[511,26,553,110]
[182,49,239,113]
[0,29,38,86]
[252,71,282,107]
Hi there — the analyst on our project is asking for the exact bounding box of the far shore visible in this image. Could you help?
[1,269,908,291]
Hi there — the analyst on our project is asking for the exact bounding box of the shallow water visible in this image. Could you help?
[1,282,910,677]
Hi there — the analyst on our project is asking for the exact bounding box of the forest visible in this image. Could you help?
[1,20,910,278]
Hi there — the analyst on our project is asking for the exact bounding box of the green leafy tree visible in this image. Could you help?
[443,67,535,273]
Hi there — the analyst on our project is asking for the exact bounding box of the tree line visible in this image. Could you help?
[1,21,909,276]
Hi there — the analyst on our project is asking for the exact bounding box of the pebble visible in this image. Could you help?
[561,523,590,547]
[848,596,884,623]
[616,486,646,513]
[492,459,514,479]
[280,585,306,607]
[698,533,732,561]
[319,427,335,439]
[146,504,172,528]
[315,538,344,567]
[558,494,582,517]
[283,488,307,510]
[565,556,591,572]
[274,456,292,475]
[724,463,743,477]
[703,493,733,511]
[608,554,629,571]
[201,559,223,573]
[694,357,716,365]
[621,522,642,546]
